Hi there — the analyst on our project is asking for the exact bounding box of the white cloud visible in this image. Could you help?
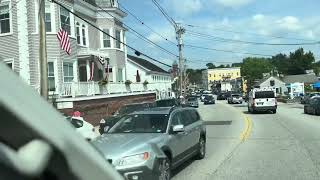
[164,0,203,16]
[214,0,254,8]
[252,14,265,21]
[276,16,301,31]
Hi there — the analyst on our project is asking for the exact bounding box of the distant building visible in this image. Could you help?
[283,74,318,98]
[202,67,241,92]
[126,55,173,99]
[254,76,287,96]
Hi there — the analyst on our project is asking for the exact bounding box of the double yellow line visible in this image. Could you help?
[240,115,252,141]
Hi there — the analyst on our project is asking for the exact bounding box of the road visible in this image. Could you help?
[173,100,320,180]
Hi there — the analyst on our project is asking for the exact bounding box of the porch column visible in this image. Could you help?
[73,61,79,82]
[86,60,90,81]
[113,66,117,82]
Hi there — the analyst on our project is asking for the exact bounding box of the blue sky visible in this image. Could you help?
[120,0,320,69]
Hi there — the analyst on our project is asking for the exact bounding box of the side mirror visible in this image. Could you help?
[172,125,185,133]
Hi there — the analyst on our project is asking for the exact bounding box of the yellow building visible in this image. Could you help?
[207,67,241,81]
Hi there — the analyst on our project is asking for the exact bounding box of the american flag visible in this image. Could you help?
[57,28,71,55]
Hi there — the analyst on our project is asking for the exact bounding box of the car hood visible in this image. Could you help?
[92,133,166,160]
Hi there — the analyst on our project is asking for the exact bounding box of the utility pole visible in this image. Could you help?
[39,0,48,99]
[176,23,185,97]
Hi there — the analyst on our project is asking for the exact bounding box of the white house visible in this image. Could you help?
[255,76,287,96]
[126,55,173,99]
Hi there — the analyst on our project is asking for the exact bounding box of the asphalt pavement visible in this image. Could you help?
[172,100,320,180]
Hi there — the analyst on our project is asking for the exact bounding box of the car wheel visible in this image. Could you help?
[196,137,206,160]
[273,110,277,114]
[159,158,171,180]
[304,107,308,114]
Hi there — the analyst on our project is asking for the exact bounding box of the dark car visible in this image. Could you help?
[99,102,155,134]
[155,98,181,107]
[301,93,320,104]
[204,95,215,104]
[304,97,320,115]
[217,92,227,100]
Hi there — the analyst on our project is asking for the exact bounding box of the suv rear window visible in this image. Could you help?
[254,91,275,99]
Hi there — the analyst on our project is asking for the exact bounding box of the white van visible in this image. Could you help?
[248,88,277,113]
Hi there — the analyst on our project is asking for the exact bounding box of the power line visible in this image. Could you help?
[51,0,172,67]
[151,0,177,28]
[94,3,178,58]
[184,23,314,42]
[184,44,273,57]
[186,30,320,46]
[118,2,177,46]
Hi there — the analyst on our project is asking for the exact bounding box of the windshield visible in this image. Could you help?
[205,96,213,100]
[254,91,275,99]
[188,97,197,101]
[109,114,169,133]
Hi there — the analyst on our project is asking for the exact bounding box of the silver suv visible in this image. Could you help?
[92,107,206,180]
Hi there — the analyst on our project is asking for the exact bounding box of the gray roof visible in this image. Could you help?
[128,55,169,74]
[282,74,318,84]
[256,76,284,86]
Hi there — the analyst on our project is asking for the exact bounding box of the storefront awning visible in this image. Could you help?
[313,82,320,88]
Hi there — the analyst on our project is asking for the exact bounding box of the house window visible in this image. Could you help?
[270,80,275,86]
[76,22,80,44]
[45,2,52,32]
[63,62,74,82]
[102,29,111,48]
[0,4,10,34]
[48,62,55,91]
[117,68,123,82]
[209,74,211,78]
[82,24,86,46]
[115,29,121,49]
[60,7,71,35]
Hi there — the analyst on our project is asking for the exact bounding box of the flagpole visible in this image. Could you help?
[39,0,48,100]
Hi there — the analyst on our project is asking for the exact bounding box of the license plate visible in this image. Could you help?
[257,102,263,105]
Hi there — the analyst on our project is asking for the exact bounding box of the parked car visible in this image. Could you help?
[186,96,199,108]
[228,94,243,104]
[156,98,180,107]
[99,102,155,134]
[92,107,206,180]
[248,88,277,114]
[0,64,123,180]
[66,116,97,141]
[203,95,215,104]
[304,97,320,115]
[301,93,320,104]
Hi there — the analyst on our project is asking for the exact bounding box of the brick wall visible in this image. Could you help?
[60,93,156,125]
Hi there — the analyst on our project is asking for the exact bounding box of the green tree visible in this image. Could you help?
[186,69,203,84]
[217,64,225,68]
[225,64,231,68]
[232,63,242,67]
[206,63,215,69]
[241,57,273,88]
[271,53,289,74]
[287,48,315,75]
